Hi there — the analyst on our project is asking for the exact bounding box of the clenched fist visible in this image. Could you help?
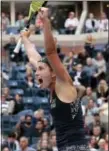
[20,28,31,38]
[38,7,49,23]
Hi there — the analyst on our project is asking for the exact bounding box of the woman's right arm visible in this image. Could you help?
[21,31,42,68]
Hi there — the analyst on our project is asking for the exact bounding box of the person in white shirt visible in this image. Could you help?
[98,12,108,32]
[64,11,79,34]
[85,13,98,33]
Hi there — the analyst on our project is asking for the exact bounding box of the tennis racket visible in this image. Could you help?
[13,0,47,54]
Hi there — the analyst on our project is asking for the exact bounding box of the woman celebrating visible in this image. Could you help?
[21,7,89,151]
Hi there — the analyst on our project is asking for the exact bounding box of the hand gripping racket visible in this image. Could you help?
[13,0,47,54]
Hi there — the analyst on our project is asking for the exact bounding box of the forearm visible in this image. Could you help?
[43,18,57,56]
[22,36,41,66]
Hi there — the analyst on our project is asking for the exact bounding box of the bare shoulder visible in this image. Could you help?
[55,79,77,103]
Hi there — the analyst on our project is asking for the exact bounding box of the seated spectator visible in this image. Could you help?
[98,12,108,32]
[2,132,20,151]
[16,115,35,138]
[12,93,24,115]
[89,136,99,150]
[15,14,25,31]
[17,137,35,151]
[85,99,99,116]
[91,126,104,142]
[2,12,10,34]
[1,94,13,115]
[98,139,107,151]
[84,35,96,58]
[97,80,109,106]
[63,51,73,69]
[38,139,52,151]
[93,52,106,80]
[64,11,79,34]
[33,120,45,137]
[25,75,35,88]
[85,13,98,33]
[83,57,99,88]
[78,48,89,65]
[88,113,106,137]
[81,87,97,106]
[41,132,49,141]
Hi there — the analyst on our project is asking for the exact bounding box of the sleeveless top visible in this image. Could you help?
[50,90,89,150]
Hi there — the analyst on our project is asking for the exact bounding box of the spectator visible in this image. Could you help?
[89,136,99,150]
[41,132,49,141]
[64,11,79,34]
[16,14,25,31]
[93,52,106,80]
[81,87,97,106]
[85,99,99,116]
[12,94,24,115]
[17,137,35,151]
[2,12,10,34]
[98,139,107,151]
[33,120,45,137]
[1,94,13,115]
[39,139,52,151]
[2,132,20,151]
[97,80,109,100]
[85,13,98,33]
[25,75,35,88]
[83,58,99,88]
[84,35,96,58]
[92,126,103,142]
[3,87,13,101]
[17,115,34,138]
[98,12,108,32]
[88,113,106,136]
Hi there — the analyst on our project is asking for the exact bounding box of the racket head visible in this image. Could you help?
[28,0,46,20]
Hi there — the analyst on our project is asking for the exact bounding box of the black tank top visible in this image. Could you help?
[50,90,89,150]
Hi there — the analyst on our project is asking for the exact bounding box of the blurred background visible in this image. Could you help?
[1,1,109,151]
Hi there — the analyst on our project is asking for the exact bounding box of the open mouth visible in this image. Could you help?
[37,78,43,87]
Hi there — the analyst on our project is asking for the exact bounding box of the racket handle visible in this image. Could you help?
[13,38,22,53]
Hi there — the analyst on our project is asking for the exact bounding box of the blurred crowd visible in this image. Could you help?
[1,10,108,35]
[1,32,109,151]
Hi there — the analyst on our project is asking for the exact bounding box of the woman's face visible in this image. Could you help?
[35,62,54,89]
[90,136,96,145]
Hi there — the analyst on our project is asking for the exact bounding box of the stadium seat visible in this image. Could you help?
[10,88,24,96]
[1,116,12,134]
[7,80,18,88]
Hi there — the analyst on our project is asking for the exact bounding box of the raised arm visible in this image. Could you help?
[39,8,73,84]
[21,31,42,68]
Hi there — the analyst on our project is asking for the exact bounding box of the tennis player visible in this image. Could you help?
[21,7,89,151]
